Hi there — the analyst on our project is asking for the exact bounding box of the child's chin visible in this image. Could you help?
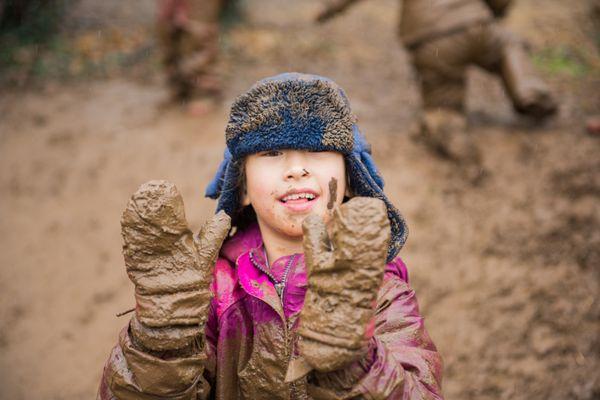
[275,217,305,238]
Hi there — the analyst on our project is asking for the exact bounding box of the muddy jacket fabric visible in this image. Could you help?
[98,224,443,399]
[399,0,494,47]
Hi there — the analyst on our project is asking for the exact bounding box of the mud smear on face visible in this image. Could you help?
[327,177,338,211]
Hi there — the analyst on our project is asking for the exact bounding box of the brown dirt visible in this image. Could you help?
[0,0,598,399]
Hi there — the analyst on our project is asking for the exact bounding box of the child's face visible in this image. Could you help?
[242,149,347,238]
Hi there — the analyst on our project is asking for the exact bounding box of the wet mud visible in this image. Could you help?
[121,180,230,350]
[0,0,598,398]
[326,177,338,211]
[299,197,390,371]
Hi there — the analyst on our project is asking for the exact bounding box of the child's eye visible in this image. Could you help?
[260,150,283,157]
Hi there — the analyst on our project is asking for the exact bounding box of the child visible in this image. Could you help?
[98,73,443,399]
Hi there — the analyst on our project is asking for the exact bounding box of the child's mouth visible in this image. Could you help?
[279,191,319,212]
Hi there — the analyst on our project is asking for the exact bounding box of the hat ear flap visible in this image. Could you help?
[352,125,384,189]
[359,151,385,190]
[205,148,232,199]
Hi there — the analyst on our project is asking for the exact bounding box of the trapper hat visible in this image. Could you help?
[205,73,408,262]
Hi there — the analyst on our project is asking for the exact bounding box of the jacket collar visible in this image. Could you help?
[220,223,263,264]
[220,223,307,319]
[237,251,285,318]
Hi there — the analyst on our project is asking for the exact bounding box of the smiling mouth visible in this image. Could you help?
[280,192,317,203]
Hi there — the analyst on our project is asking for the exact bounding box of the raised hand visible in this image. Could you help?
[298,197,390,372]
[121,180,230,352]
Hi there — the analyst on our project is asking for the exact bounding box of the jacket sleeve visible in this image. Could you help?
[307,259,443,400]
[97,301,219,400]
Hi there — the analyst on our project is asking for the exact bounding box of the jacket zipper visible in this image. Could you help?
[249,250,303,398]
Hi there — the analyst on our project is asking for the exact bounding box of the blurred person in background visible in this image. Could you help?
[158,0,230,115]
[318,0,557,172]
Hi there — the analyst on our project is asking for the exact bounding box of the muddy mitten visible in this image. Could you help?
[298,197,390,372]
[121,180,230,353]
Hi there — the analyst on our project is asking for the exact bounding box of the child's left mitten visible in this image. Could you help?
[297,197,390,372]
[121,180,230,353]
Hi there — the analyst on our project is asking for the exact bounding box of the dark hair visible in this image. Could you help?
[230,158,258,230]
[235,205,258,231]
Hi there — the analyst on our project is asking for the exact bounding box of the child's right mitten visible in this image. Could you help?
[121,180,230,353]
[297,197,390,372]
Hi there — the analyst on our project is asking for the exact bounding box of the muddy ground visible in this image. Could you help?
[0,0,598,399]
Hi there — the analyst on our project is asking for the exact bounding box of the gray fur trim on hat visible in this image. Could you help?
[225,73,356,158]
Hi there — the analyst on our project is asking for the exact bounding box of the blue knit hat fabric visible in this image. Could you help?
[206,73,408,262]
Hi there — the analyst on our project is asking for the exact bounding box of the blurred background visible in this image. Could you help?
[0,0,598,399]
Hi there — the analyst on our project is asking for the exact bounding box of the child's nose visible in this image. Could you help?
[284,151,310,180]
[285,165,310,180]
